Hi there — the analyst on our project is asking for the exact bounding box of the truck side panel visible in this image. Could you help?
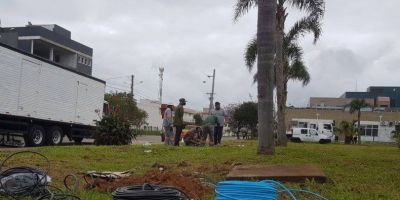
[0,45,105,127]
[0,49,20,114]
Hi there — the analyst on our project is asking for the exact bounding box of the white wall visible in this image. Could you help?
[137,99,162,130]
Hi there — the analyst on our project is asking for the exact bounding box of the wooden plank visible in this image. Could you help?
[226,165,327,183]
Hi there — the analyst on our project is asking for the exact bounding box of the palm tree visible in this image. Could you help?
[255,0,277,155]
[235,0,324,146]
[349,99,370,144]
[335,121,356,144]
[244,18,317,145]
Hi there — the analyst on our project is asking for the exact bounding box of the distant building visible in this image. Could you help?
[137,99,162,130]
[137,99,200,130]
[0,23,93,75]
[310,86,400,111]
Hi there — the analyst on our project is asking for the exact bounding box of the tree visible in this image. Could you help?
[255,0,277,154]
[235,0,324,147]
[193,113,203,126]
[349,99,370,144]
[233,102,258,138]
[105,92,147,128]
[335,121,355,144]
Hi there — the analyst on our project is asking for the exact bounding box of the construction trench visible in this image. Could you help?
[0,151,329,200]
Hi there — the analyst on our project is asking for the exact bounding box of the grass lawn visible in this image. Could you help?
[0,140,399,200]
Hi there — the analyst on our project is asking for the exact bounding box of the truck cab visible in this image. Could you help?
[290,128,331,144]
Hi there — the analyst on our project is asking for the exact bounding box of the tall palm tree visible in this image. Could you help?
[256,0,276,155]
[235,0,324,146]
[244,17,316,143]
[349,99,370,144]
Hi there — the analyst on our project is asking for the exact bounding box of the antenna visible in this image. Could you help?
[159,67,165,103]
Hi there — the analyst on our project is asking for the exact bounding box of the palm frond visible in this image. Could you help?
[244,36,258,71]
[287,60,310,86]
[285,41,303,61]
[285,16,322,44]
[288,0,325,18]
[234,0,258,21]
[349,99,370,114]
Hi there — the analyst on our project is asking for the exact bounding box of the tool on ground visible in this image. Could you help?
[215,180,328,200]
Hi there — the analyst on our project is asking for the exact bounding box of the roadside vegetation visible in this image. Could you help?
[1,141,398,200]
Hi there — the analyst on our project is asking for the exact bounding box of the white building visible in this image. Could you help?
[137,99,201,130]
[137,99,162,130]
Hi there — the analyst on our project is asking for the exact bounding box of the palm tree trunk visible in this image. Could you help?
[357,111,361,144]
[276,2,287,146]
[257,0,276,155]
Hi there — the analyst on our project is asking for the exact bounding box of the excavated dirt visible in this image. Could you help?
[88,170,214,200]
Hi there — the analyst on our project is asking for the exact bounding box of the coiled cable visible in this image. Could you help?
[0,151,81,200]
[112,183,190,200]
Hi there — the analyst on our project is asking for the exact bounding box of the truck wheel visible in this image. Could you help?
[27,125,46,146]
[46,126,63,145]
[73,137,83,144]
[319,139,326,144]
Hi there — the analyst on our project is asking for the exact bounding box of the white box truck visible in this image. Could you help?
[0,43,105,146]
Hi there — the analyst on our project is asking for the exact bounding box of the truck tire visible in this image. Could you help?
[46,126,63,145]
[27,125,46,146]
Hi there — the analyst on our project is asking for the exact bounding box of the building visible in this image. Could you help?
[137,99,201,130]
[341,86,400,108]
[137,99,162,130]
[0,23,93,75]
[310,86,400,111]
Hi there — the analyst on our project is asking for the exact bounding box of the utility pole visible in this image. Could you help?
[159,67,164,103]
[131,75,134,101]
[207,69,216,114]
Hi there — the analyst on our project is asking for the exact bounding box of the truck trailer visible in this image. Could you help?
[0,43,105,146]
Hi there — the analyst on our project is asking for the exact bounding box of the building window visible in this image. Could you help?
[359,125,378,137]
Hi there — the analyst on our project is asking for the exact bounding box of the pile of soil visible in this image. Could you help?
[88,170,214,199]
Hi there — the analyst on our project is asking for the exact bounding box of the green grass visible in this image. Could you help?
[1,141,399,200]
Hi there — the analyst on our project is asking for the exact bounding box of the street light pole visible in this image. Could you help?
[207,69,216,114]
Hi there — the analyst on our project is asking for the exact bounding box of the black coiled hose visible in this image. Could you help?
[0,151,81,200]
[112,184,189,200]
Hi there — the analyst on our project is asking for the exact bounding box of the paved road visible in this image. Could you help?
[0,136,239,150]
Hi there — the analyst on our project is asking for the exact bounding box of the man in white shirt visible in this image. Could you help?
[210,102,225,145]
[163,105,174,145]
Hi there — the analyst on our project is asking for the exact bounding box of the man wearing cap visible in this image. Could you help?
[211,102,226,145]
[173,98,186,146]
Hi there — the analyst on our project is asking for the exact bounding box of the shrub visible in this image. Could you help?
[392,130,400,148]
[93,114,136,145]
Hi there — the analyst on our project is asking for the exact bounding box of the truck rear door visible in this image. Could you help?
[17,59,41,117]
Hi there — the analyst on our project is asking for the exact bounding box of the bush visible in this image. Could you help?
[93,114,136,145]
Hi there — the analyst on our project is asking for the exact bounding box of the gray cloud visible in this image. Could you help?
[1,0,399,110]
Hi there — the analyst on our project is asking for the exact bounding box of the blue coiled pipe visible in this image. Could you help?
[215,180,328,200]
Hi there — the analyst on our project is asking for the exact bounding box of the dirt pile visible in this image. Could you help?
[88,170,214,200]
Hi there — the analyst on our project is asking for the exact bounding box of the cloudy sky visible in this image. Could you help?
[1,0,399,110]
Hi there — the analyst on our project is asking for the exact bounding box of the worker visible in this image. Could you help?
[163,105,174,145]
[210,102,226,145]
[173,98,186,146]
[183,127,202,146]
[201,115,218,146]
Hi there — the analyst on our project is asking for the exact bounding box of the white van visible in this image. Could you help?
[290,118,334,138]
[290,128,332,144]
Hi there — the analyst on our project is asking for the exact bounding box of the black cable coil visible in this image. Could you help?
[0,151,80,200]
[112,183,189,200]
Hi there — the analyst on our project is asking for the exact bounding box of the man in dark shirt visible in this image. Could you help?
[173,98,186,146]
